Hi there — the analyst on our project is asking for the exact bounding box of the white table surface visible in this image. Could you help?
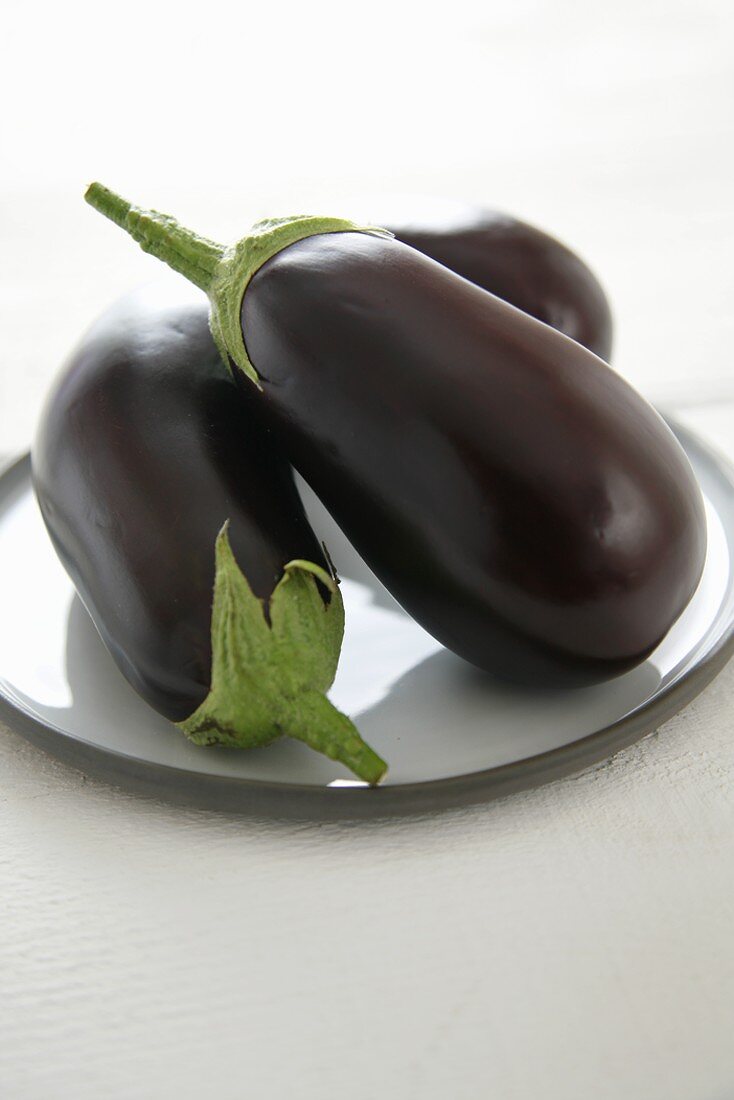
[2,1,733,1097]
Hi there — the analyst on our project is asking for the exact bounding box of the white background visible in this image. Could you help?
[1,1,734,1097]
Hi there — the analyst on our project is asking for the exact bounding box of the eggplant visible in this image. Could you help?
[376,198,613,360]
[32,278,386,782]
[85,185,707,687]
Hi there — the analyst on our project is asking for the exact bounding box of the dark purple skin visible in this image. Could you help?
[383,203,613,361]
[238,231,706,687]
[32,281,328,720]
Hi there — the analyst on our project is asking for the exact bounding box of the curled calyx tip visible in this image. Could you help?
[283,557,337,595]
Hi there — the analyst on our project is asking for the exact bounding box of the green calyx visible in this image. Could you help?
[84,183,393,385]
[178,524,387,785]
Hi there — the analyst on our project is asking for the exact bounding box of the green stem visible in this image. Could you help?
[84,182,392,384]
[85,182,224,293]
[280,691,387,785]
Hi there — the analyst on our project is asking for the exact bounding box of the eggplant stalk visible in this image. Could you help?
[85,182,391,385]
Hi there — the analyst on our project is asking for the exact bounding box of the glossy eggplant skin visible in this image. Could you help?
[239,232,706,687]
[32,281,327,721]
[382,203,613,360]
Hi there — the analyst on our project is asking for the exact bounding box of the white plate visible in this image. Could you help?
[2,418,734,817]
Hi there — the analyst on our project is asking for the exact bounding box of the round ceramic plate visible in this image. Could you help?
[2,419,733,818]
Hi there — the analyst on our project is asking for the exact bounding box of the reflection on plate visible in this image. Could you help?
[1,418,733,816]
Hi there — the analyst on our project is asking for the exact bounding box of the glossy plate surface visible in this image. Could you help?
[2,419,733,817]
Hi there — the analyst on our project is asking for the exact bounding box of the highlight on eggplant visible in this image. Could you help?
[84,183,707,689]
[32,279,386,784]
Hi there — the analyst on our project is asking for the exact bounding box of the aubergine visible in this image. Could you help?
[32,278,386,782]
[85,186,707,687]
[376,198,613,360]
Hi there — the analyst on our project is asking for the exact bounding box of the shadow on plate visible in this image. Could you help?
[55,591,663,784]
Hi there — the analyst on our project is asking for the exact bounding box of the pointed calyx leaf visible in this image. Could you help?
[178,525,387,785]
[84,184,393,386]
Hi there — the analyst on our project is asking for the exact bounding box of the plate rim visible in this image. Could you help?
[2,421,733,820]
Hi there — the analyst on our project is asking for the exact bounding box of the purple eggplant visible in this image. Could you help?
[85,185,706,687]
[374,197,613,359]
[32,278,386,782]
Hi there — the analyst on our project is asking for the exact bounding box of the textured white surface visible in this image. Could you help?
[2,1,734,1097]
[1,648,734,1100]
